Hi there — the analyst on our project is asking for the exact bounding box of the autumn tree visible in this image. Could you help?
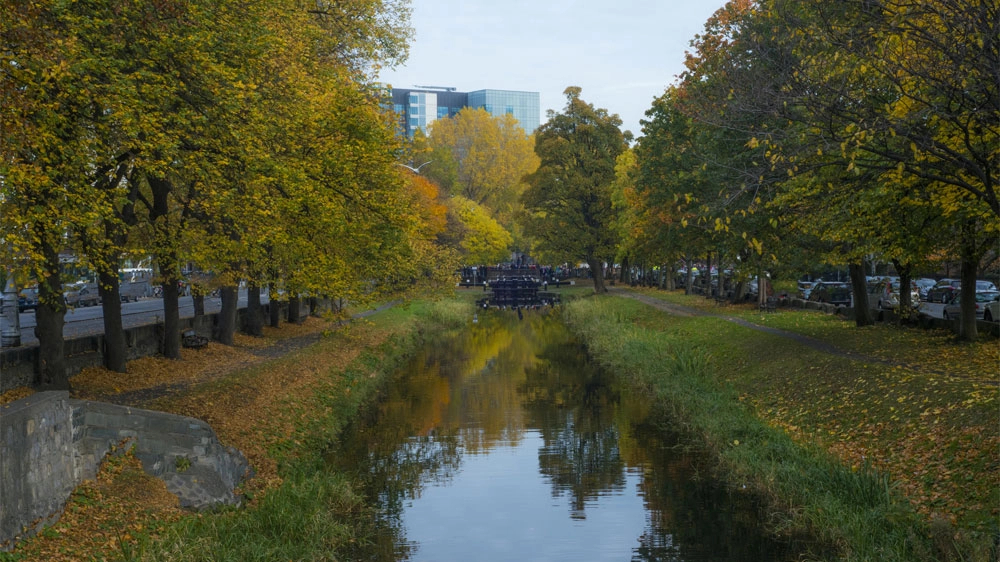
[0,0,137,387]
[426,107,539,249]
[2,0,417,384]
[522,87,630,293]
[753,0,998,336]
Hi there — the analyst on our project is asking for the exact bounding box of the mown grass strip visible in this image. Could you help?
[563,294,996,562]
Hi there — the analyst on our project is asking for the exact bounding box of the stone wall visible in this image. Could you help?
[0,392,76,548]
[0,392,249,549]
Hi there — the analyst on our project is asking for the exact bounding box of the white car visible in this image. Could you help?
[868,276,921,310]
[943,291,999,321]
[983,293,1000,323]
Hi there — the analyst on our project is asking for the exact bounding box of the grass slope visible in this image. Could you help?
[562,291,997,562]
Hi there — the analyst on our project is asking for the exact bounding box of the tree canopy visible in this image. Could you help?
[522,87,630,293]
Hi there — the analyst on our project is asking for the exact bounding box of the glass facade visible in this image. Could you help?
[390,87,539,138]
[468,89,540,133]
[403,91,438,137]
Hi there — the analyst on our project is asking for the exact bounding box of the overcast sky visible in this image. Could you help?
[378,0,728,138]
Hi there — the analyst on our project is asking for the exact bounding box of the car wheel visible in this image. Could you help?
[986,309,994,322]
[943,310,950,320]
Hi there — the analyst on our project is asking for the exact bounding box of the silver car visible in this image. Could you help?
[943,291,999,321]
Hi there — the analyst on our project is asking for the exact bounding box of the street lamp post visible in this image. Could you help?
[1,274,22,347]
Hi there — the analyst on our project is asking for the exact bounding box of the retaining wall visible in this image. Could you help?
[0,391,249,549]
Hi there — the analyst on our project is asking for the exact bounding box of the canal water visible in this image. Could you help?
[330,311,806,561]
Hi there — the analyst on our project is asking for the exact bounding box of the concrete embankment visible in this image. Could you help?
[0,391,248,549]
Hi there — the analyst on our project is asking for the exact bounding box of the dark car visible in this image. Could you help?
[17,286,39,312]
[925,279,960,303]
[808,281,852,306]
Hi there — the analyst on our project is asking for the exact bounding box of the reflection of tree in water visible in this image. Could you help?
[626,417,814,562]
[632,529,684,562]
[521,336,627,520]
[329,312,566,560]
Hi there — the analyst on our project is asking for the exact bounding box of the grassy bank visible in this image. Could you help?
[2,297,472,562]
[562,292,998,562]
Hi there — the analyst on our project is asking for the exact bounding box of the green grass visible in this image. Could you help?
[129,470,373,562]
[631,287,997,380]
[562,294,998,562]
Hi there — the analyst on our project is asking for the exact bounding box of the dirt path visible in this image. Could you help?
[91,331,326,407]
[81,301,402,407]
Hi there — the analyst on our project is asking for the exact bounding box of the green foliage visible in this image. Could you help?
[623,0,997,336]
[448,196,513,264]
[522,87,630,286]
[1,0,421,370]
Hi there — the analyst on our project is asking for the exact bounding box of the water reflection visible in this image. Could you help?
[330,311,805,561]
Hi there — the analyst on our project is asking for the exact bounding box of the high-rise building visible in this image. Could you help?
[389,86,540,137]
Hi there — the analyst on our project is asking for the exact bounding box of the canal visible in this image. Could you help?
[330,311,807,561]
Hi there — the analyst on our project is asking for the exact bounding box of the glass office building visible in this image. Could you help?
[468,89,540,134]
[390,87,540,138]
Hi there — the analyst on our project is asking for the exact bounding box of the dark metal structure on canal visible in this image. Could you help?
[465,266,565,310]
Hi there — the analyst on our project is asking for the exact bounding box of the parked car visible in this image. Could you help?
[63,281,101,307]
[797,280,818,300]
[943,291,1000,321]
[914,278,937,300]
[925,279,960,303]
[17,285,39,312]
[808,281,852,306]
[927,279,998,304]
[985,294,1000,323]
[868,276,920,310]
[974,280,998,292]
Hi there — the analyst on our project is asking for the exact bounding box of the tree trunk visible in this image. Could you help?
[309,296,320,317]
[587,258,607,293]
[288,294,303,323]
[685,257,694,295]
[849,263,874,327]
[192,294,205,317]
[269,293,281,328]
[958,253,979,341]
[758,264,767,309]
[161,278,181,359]
[244,284,264,336]
[36,256,69,390]
[98,269,128,373]
[892,260,914,321]
[217,286,238,345]
[705,252,713,297]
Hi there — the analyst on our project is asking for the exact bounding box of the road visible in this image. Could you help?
[14,291,267,347]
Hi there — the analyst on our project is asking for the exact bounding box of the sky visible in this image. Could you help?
[378,0,729,138]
